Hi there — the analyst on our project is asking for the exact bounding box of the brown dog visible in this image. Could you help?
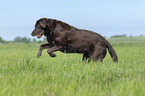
[31,18,118,62]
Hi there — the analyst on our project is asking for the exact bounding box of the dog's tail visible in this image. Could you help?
[106,41,118,62]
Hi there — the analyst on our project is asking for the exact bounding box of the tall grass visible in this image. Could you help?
[0,43,144,96]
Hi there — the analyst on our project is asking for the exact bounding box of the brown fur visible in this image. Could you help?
[31,18,118,62]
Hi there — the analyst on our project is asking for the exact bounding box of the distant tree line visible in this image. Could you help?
[0,36,46,43]
[0,34,144,44]
[14,36,45,43]
[0,37,5,43]
[14,36,31,43]
[111,34,144,38]
[110,34,127,38]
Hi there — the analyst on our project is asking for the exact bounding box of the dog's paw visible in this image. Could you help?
[49,53,56,57]
[37,52,42,58]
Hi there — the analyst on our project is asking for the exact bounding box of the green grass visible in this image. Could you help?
[0,43,145,96]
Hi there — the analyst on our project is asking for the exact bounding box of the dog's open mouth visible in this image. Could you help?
[37,32,43,38]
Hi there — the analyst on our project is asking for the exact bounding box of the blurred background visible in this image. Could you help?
[0,0,145,42]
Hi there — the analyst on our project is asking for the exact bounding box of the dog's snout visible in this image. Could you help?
[31,32,34,36]
[31,30,36,36]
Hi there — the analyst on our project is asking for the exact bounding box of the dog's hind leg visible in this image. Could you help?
[90,45,107,62]
[37,43,56,58]
[82,53,91,62]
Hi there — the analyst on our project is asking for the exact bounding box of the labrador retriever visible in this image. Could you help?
[31,18,118,62]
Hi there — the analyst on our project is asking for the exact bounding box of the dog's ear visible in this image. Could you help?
[39,19,47,28]
[50,20,56,29]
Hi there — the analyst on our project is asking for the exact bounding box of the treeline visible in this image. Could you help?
[110,34,127,38]
[0,37,5,43]
[0,34,144,44]
[14,36,46,43]
[110,34,144,38]
[0,36,46,43]
[14,36,31,43]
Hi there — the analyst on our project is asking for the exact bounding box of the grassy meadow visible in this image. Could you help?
[0,39,145,96]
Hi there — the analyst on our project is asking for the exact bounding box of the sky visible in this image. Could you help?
[0,0,145,41]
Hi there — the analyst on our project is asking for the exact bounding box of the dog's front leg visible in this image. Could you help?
[37,43,56,58]
[47,45,62,54]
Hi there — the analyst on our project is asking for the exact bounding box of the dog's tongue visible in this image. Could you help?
[37,32,43,38]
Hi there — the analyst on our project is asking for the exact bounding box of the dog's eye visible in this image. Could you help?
[39,25,44,29]
[37,26,43,30]
[38,27,42,29]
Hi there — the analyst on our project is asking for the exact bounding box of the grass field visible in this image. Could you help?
[0,42,145,96]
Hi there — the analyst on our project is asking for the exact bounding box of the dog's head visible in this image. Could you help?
[31,18,48,38]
